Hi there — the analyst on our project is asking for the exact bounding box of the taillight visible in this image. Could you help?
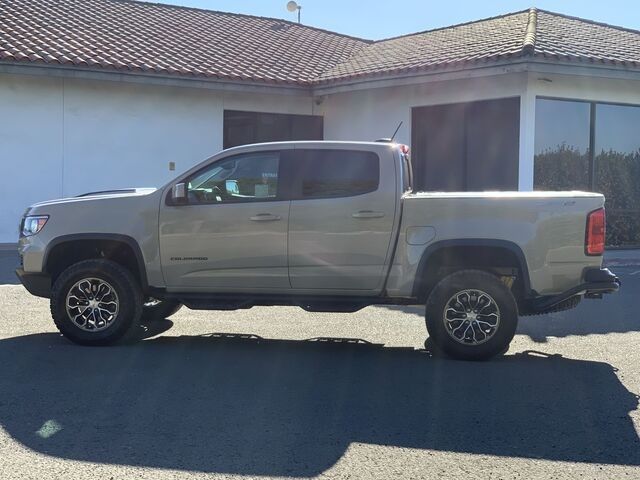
[585,208,606,256]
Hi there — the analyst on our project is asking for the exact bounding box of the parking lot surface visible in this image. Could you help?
[0,251,639,479]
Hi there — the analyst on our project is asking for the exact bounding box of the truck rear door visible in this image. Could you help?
[288,146,398,291]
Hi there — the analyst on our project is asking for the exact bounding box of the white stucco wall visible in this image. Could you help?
[0,73,313,243]
[2,67,640,244]
[531,71,640,105]
[319,73,529,146]
[0,75,64,243]
[319,72,532,190]
[319,70,640,193]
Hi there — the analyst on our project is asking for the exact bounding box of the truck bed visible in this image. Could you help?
[385,191,604,297]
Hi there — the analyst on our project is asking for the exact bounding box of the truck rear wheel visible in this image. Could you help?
[50,259,143,346]
[425,269,518,361]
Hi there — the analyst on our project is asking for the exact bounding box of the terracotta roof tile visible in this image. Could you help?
[534,10,640,67]
[1,1,640,87]
[318,8,640,83]
[0,0,369,85]
[316,10,531,82]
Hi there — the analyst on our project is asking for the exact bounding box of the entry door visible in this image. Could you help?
[159,150,290,291]
[288,148,397,291]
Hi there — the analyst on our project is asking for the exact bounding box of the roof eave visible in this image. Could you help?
[311,57,531,94]
[311,56,640,95]
[0,61,314,96]
[4,56,640,99]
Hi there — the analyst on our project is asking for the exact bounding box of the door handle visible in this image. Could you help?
[352,210,385,219]
[250,213,281,221]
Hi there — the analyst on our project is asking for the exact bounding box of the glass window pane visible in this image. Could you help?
[534,99,591,191]
[187,152,279,204]
[223,110,323,149]
[296,150,379,199]
[594,103,640,246]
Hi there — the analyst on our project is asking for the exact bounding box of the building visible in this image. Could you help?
[1,0,639,246]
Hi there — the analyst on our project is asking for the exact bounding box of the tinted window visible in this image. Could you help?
[223,110,323,149]
[187,152,279,204]
[534,98,591,191]
[594,104,640,246]
[411,98,519,192]
[294,150,379,199]
[533,98,640,246]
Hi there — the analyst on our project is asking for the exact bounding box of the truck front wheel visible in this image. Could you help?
[50,259,143,346]
[425,270,518,361]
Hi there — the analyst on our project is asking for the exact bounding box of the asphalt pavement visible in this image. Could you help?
[0,250,639,479]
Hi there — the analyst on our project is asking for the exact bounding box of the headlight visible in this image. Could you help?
[22,215,49,237]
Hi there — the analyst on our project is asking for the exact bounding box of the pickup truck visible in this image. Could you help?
[16,141,620,360]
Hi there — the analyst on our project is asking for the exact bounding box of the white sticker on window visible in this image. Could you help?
[254,184,269,197]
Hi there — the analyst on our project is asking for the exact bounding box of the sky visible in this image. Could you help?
[143,0,640,40]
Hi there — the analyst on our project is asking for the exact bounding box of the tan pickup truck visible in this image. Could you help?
[16,141,619,360]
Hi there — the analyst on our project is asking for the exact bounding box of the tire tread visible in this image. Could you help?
[50,259,143,345]
[425,269,518,361]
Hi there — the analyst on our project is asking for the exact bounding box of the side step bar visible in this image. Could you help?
[152,292,415,313]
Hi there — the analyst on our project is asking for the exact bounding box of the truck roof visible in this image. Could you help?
[407,191,603,199]
[221,140,399,154]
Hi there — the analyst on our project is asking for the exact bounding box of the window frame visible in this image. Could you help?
[536,96,640,189]
[535,96,640,248]
[167,150,293,206]
[289,149,381,201]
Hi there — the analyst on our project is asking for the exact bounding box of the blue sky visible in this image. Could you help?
[143,0,640,39]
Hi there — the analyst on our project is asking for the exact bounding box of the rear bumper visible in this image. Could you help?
[524,267,620,314]
[15,269,51,298]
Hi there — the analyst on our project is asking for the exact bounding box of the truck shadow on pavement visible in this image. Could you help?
[0,331,638,477]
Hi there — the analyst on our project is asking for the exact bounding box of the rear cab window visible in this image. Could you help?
[291,149,380,199]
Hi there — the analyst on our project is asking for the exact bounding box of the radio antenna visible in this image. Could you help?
[390,121,403,142]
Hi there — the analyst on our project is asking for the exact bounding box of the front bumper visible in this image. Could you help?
[15,269,51,298]
[525,267,620,314]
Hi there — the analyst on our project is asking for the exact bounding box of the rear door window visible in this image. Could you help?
[292,149,379,199]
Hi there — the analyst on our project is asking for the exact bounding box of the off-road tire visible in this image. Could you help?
[425,269,518,361]
[51,259,143,346]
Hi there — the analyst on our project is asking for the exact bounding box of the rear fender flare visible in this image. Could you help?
[411,239,532,299]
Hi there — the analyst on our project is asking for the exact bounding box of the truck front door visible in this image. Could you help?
[287,147,397,291]
[159,150,291,291]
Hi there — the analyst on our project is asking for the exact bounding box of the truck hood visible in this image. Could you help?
[28,188,158,209]
[23,187,164,244]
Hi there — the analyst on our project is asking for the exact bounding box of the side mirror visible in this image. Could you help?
[172,183,187,203]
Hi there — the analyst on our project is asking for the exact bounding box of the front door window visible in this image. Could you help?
[186,152,280,204]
